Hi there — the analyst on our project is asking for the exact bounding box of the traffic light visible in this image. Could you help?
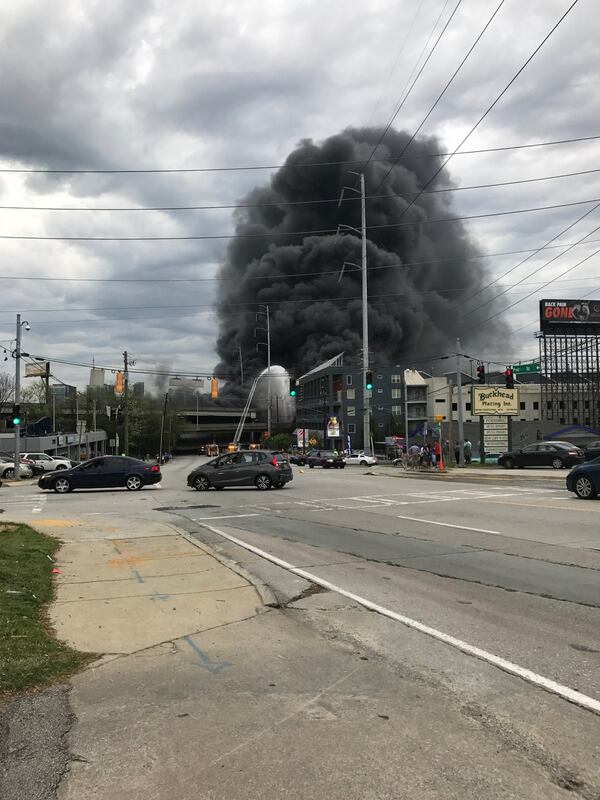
[476,363,486,385]
[210,377,219,399]
[365,370,373,390]
[504,368,514,389]
[11,404,21,426]
[289,378,297,397]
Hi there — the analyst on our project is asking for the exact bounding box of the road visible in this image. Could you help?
[3,457,600,797]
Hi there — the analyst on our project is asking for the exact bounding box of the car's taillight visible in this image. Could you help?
[568,451,578,456]
[271,456,279,467]
[150,465,160,473]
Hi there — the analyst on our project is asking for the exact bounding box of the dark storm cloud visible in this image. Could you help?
[215,127,512,382]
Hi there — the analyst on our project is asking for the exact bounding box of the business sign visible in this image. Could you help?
[472,386,519,416]
[483,415,509,452]
[326,416,340,438]
[296,428,307,447]
[540,299,600,332]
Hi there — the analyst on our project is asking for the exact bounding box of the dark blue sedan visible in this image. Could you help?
[566,457,600,499]
[38,456,161,493]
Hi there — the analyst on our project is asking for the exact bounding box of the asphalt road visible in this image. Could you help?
[3,456,600,794]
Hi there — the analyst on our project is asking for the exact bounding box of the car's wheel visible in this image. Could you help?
[552,458,564,470]
[53,477,71,494]
[309,464,314,468]
[359,460,367,466]
[3,468,15,480]
[575,475,596,499]
[193,475,210,491]
[255,473,272,490]
[125,475,143,491]
[503,458,514,469]
[55,464,67,470]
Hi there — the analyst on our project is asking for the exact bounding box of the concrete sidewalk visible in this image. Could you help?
[376,464,567,481]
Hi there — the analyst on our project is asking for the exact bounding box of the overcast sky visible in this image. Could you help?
[0,0,598,390]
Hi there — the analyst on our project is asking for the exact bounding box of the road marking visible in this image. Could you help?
[32,507,42,513]
[396,515,501,535]
[194,521,600,717]
[191,513,261,521]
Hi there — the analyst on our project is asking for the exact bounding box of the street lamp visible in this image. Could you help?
[13,315,30,480]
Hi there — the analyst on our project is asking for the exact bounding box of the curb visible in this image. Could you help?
[375,468,565,483]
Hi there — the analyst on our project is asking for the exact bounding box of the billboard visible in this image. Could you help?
[472,386,519,416]
[540,299,600,332]
[25,362,49,377]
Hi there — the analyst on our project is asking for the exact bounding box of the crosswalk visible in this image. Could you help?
[0,492,48,516]
[263,487,555,513]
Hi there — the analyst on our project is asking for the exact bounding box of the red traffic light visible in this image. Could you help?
[504,368,514,389]
[476,364,485,385]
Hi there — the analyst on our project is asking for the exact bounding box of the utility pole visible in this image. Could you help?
[404,370,409,451]
[456,338,465,467]
[92,398,97,432]
[359,172,371,457]
[14,315,22,479]
[338,172,371,455]
[123,350,129,456]
[255,306,271,438]
[52,393,56,434]
[158,392,168,464]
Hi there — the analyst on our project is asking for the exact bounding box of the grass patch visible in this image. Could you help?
[0,522,93,701]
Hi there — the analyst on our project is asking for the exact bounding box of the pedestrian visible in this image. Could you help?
[464,439,472,465]
[433,439,441,466]
[454,445,460,465]
[408,443,419,469]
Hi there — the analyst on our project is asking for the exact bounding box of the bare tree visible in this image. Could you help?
[0,372,15,407]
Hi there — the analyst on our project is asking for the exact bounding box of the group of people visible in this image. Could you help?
[394,438,473,469]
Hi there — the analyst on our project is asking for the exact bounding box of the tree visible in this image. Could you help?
[0,372,15,407]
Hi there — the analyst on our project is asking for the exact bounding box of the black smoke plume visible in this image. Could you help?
[215,127,510,384]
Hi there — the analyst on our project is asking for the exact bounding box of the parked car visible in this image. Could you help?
[20,457,45,476]
[583,441,600,461]
[566,458,600,498]
[38,456,161,493]
[345,451,378,466]
[0,457,33,480]
[498,441,584,469]
[307,450,346,469]
[22,452,75,472]
[289,453,308,466]
[187,450,293,491]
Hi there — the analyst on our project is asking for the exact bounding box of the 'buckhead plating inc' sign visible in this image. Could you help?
[472,386,519,416]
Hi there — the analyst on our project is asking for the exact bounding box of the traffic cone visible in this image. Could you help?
[438,452,445,471]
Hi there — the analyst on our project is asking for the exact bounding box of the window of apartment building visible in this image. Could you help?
[391,388,402,399]
[585,400,590,409]
[452,402,458,411]
[435,398,444,403]
[533,401,539,410]
[391,374,402,384]
[465,403,471,411]
[347,423,356,434]
[347,406,355,416]
[573,401,578,409]
[559,401,565,409]
[347,388,355,400]
[547,400,552,410]
[346,375,353,386]
[391,405,402,416]
[520,402,526,410]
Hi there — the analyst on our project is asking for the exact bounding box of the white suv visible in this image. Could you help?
[22,452,73,472]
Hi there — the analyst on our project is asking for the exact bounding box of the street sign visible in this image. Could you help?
[512,362,540,374]
[435,414,445,422]
[326,416,340,437]
[483,415,508,452]
[472,386,519,415]
[309,437,318,446]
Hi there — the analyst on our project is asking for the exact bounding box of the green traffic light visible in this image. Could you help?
[290,389,297,397]
[12,417,21,425]
[365,382,373,390]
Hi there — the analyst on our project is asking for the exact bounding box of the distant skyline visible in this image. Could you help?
[1,0,598,389]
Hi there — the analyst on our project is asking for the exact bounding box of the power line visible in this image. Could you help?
[4,273,600,323]
[1,196,598,241]
[372,0,506,192]
[1,134,598,175]
[361,0,461,171]
[3,165,599,213]
[3,236,600,283]
[377,0,581,221]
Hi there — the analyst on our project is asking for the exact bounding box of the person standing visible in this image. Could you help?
[464,438,472,465]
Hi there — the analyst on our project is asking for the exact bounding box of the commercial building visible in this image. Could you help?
[51,384,77,402]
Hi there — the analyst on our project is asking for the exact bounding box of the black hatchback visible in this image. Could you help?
[38,456,162,493]
[187,450,293,491]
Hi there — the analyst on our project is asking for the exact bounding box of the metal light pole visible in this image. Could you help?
[13,315,30,480]
[255,305,271,438]
[338,172,371,455]
[456,338,465,467]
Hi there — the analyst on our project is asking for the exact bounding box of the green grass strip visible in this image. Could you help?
[0,522,93,700]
